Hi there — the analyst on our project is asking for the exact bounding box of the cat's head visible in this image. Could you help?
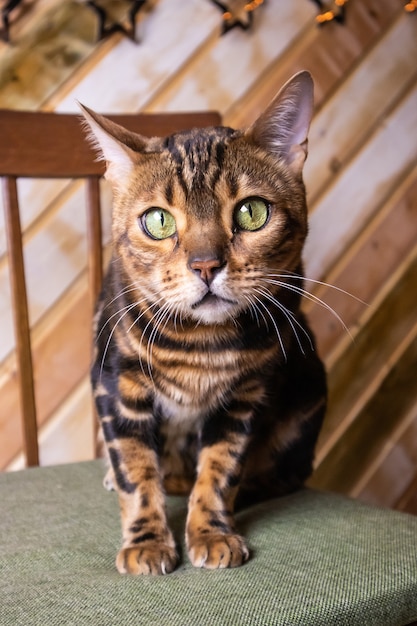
[81,71,313,326]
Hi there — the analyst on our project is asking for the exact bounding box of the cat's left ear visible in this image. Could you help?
[79,103,147,190]
[246,71,314,175]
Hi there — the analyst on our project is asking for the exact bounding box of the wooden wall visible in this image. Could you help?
[1,0,416,513]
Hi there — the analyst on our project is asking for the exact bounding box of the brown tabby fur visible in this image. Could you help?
[82,71,327,575]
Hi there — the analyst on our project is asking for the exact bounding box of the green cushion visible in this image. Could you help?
[1,461,416,625]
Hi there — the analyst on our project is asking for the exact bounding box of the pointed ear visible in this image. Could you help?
[78,103,147,189]
[247,71,314,175]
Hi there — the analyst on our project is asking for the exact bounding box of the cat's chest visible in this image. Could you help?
[151,345,246,424]
[156,393,205,430]
[153,358,235,423]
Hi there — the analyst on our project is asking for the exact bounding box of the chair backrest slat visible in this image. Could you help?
[0,110,222,177]
[0,108,222,468]
[86,176,104,315]
[85,175,104,455]
[2,176,39,466]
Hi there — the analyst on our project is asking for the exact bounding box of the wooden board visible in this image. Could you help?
[311,244,417,487]
[310,323,417,494]
[304,80,417,281]
[0,179,113,362]
[0,1,97,109]
[352,401,417,507]
[225,0,403,127]
[7,377,94,471]
[144,1,315,113]
[304,12,417,203]
[55,0,222,112]
[305,164,417,361]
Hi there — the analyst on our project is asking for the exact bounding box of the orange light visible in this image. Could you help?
[245,0,264,11]
[316,11,335,23]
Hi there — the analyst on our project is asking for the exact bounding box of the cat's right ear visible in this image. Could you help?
[79,103,146,190]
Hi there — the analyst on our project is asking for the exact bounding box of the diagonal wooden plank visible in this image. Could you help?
[0,180,112,362]
[351,401,417,507]
[55,0,221,112]
[145,0,315,113]
[225,0,402,128]
[6,377,93,470]
[304,12,417,203]
[310,320,417,495]
[0,1,98,109]
[0,276,91,468]
[304,163,417,361]
[312,243,417,480]
[304,80,417,281]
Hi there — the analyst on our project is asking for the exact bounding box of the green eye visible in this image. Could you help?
[234,198,269,232]
[143,208,176,240]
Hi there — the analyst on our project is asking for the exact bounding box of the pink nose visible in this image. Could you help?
[189,258,222,285]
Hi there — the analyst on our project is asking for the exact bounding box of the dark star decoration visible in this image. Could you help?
[83,0,147,42]
[210,0,265,35]
[0,0,24,42]
[310,0,348,25]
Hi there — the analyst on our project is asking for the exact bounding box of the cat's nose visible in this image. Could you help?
[189,257,223,285]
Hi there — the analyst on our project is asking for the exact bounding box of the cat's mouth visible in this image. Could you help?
[192,292,236,309]
[190,290,240,324]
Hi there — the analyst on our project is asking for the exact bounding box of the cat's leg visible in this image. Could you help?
[186,413,251,569]
[107,435,178,575]
[238,341,327,505]
[94,377,178,575]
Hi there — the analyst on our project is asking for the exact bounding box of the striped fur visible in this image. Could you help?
[82,71,326,575]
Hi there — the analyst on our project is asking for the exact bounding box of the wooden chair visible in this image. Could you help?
[0,108,416,626]
[0,108,221,468]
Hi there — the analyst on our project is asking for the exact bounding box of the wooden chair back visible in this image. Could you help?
[0,108,221,468]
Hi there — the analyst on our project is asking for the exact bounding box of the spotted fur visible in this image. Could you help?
[82,71,327,575]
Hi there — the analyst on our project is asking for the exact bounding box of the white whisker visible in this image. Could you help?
[135,299,169,384]
[263,276,354,342]
[242,295,262,328]
[254,287,312,355]
[97,297,147,342]
[267,271,368,305]
[103,282,143,310]
[98,301,143,379]
[126,295,165,335]
[146,301,175,376]
[99,293,165,384]
[252,293,287,360]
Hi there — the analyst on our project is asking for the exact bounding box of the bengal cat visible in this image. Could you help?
[81,70,327,575]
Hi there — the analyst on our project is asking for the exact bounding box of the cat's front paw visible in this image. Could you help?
[116,542,178,575]
[188,532,249,569]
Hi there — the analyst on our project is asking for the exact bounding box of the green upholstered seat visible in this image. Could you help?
[1,460,417,626]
